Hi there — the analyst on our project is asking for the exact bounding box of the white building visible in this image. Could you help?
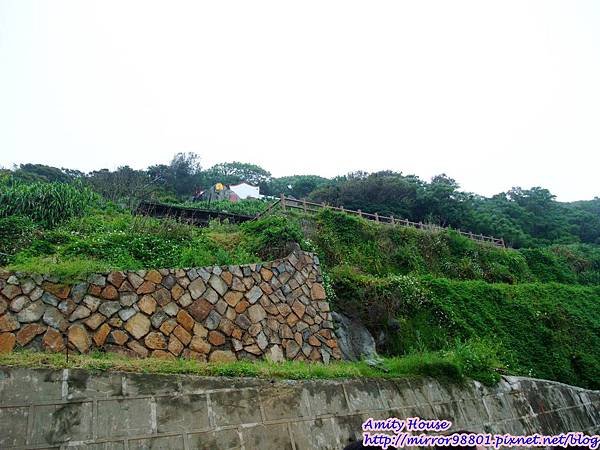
[229,182,261,200]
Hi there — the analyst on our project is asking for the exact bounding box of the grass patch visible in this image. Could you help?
[0,345,502,385]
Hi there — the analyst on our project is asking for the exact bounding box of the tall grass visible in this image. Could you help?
[0,181,101,228]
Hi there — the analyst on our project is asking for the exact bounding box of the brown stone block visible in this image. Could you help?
[190,335,211,354]
[138,295,157,315]
[176,309,194,331]
[68,324,91,353]
[127,340,149,357]
[42,282,70,299]
[0,313,20,332]
[260,267,273,282]
[291,300,306,319]
[119,280,135,292]
[208,350,236,363]
[168,335,184,356]
[311,283,326,300]
[234,299,249,314]
[231,277,245,292]
[286,312,300,327]
[42,328,65,352]
[188,298,212,321]
[193,322,208,338]
[173,325,192,345]
[182,349,207,361]
[110,329,129,345]
[309,347,321,362]
[106,345,138,358]
[15,323,45,346]
[218,318,235,336]
[231,327,243,340]
[308,335,321,346]
[208,330,225,346]
[137,280,156,295]
[244,344,261,355]
[124,313,151,339]
[259,282,273,295]
[101,285,118,300]
[224,291,243,307]
[160,318,178,335]
[88,285,102,296]
[145,332,167,349]
[145,270,163,284]
[326,339,338,348]
[221,271,233,286]
[84,313,106,331]
[171,283,184,301]
[0,332,16,353]
[151,350,175,359]
[93,323,111,346]
[1,284,22,299]
[107,271,125,289]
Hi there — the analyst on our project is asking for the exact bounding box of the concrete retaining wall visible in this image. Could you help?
[0,249,340,363]
[0,367,598,449]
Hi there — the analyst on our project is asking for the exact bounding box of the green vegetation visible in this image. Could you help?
[8,157,600,249]
[0,180,101,228]
[2,160,600,389]
[176,198,270,216]
[311,209,600,285]
[0,342,501,384]
[5,212,303,282]
[305,209,600,389]
[332,268,600,388]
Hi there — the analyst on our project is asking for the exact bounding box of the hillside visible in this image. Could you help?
[1,175,600,389]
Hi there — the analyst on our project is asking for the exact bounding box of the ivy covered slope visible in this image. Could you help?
[308,209,600,389]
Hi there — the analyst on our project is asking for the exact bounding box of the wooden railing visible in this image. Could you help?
[258,194,506,248]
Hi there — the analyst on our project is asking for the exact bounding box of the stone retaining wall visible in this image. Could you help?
[0,250,340,363]
[0,367,598,449]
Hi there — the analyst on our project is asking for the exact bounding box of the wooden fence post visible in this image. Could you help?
[358,209,362,217]
[303,199,307,213]
[280,193,286,211]
[390,215,395,225]
[375,212,379,222]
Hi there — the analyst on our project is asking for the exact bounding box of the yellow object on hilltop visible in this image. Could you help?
[215,183,224,191]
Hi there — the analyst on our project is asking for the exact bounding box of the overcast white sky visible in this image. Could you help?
[1,1,599,201]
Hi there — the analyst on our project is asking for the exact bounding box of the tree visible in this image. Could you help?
[13,164,83,183]
[263,175,329,198]
[147,152,203,198]
[203,162,271,187]
[87,166,162,208]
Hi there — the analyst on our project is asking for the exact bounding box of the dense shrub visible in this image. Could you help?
[309,209,600,285]
[177,198,270,216]
[0,181,101,228]
[6,213,302,280]
[332,266,600,389]
[240,214,305,259]
[0,216,37,265]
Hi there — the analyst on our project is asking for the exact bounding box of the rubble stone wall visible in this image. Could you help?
[0,368,599,449]
[0,250,340,363]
